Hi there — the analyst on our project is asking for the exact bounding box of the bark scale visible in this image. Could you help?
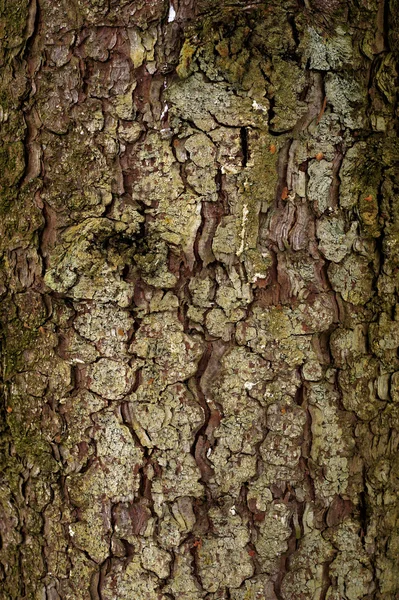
[0,0,399,598]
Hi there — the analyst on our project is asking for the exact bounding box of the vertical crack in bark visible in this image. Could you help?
[240,126,249,167]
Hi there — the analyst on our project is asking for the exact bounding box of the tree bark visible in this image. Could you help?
[1,0,399,598]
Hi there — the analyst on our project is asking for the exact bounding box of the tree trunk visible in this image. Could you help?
[1,0,399,598]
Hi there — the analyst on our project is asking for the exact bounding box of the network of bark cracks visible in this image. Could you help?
[1,0,399,598]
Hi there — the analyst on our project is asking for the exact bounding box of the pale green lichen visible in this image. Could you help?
[281,530,335,600]
[44,218,135,306]
[316,213,357,262]
[301,26,352,71]
[197,507,253,592]
[74,301,134,358]
[307,159,333,215]
[269,58,307,132]
[236,298,335,368]
[254,502,292,574]
[167,72,266,131]
[101,556,166,600]
[86,358,135,400]
[308,383,354,501]
[324,520,374,600]
[325,73,366,129]
[131,132,184,205]
[131,311,204,387]
[67,410,143,503]
[210,446,258,494]
[328,254,374,305]
[338,356,384,420]
[151,449,204,505]
[148,192,202,264]
[129,382,204,451]
[163,547,203,598]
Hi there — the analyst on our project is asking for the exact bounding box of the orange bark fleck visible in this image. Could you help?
[255,278,268,288]
[281,187,289,200]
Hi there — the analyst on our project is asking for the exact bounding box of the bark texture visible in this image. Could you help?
[1,0,399,598]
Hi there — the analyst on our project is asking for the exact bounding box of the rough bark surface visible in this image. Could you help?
[1,0,399,598]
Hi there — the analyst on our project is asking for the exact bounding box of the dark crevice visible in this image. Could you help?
[288,12,302,57]
[23,0,41,61]
[358,488,369,541]
[189,345,213,463]
[240,126,249,167]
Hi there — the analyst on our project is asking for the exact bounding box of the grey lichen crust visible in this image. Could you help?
[1,0,399,599]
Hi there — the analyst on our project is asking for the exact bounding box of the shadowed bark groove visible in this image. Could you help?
[1,0,399,598]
